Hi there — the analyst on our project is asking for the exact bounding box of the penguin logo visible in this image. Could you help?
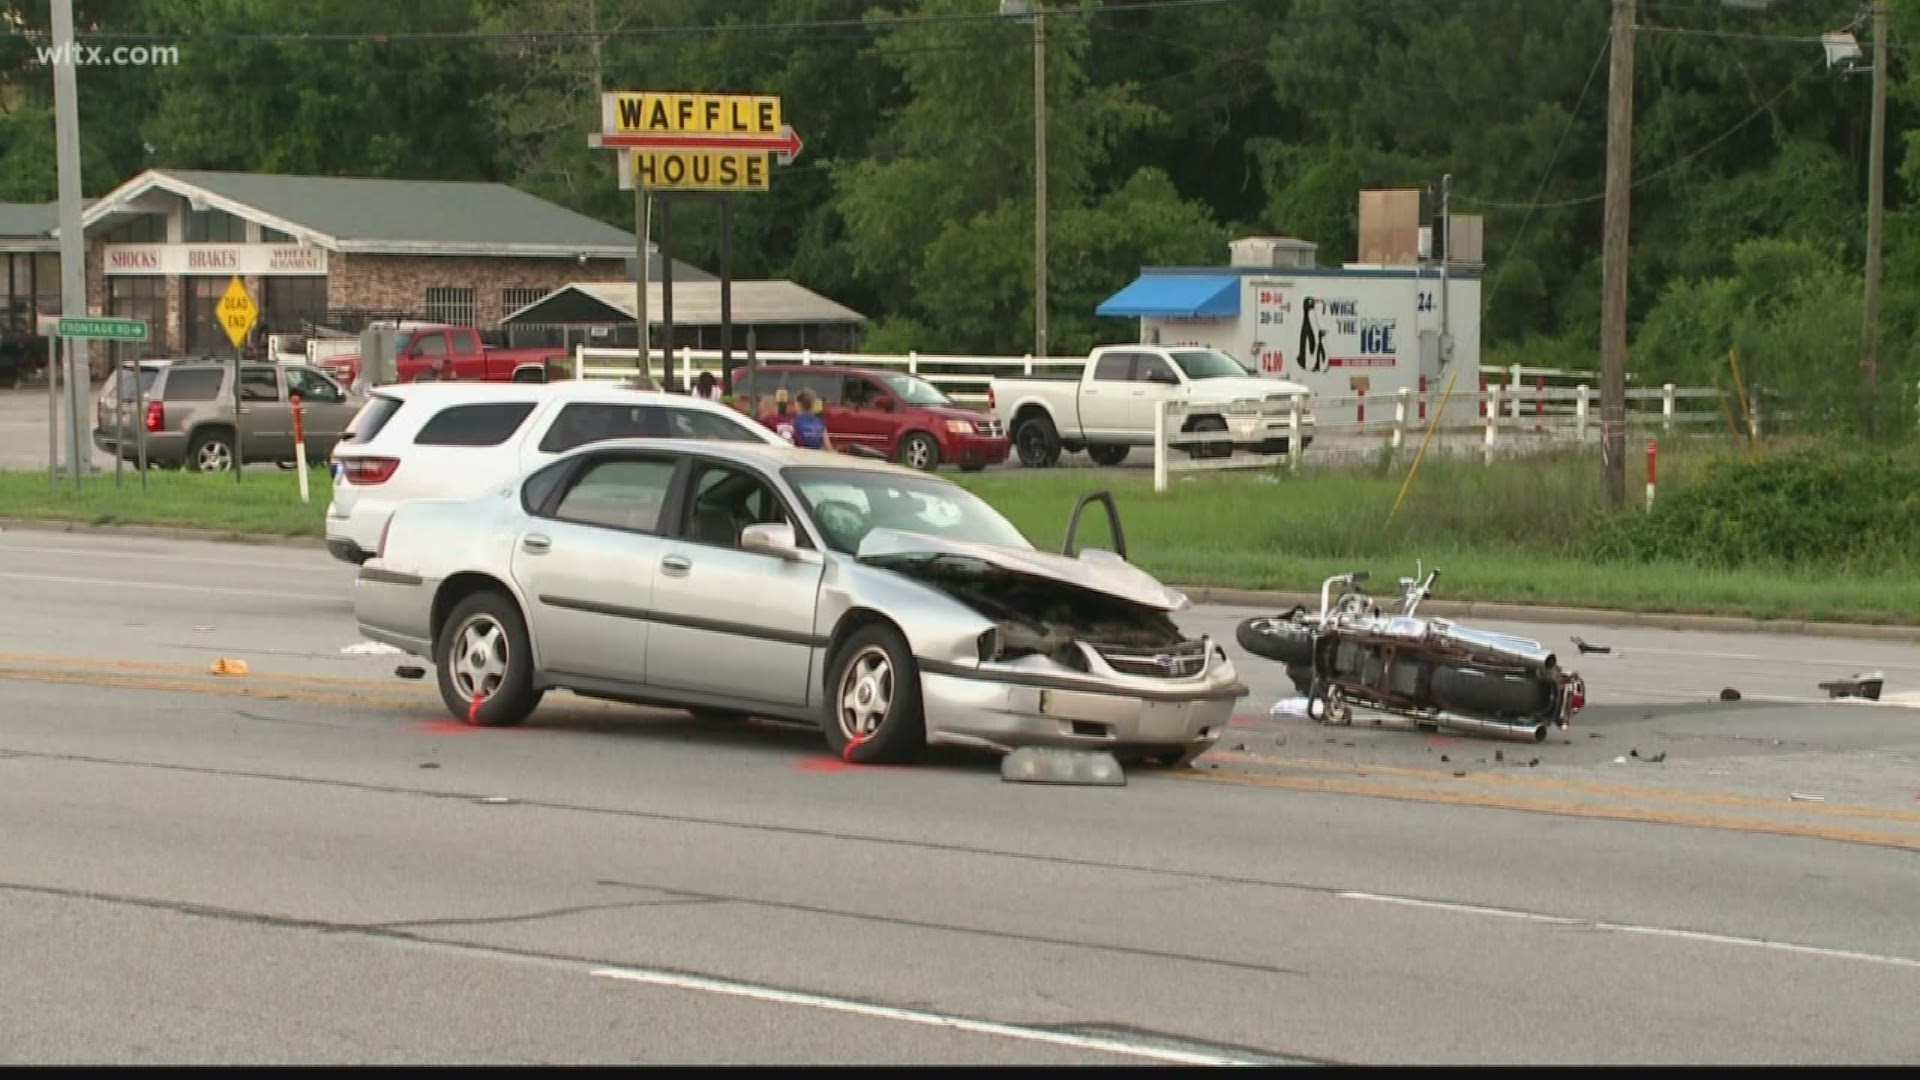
[1297,298,1327,374]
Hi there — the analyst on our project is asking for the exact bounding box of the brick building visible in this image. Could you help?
[4,168,711,371]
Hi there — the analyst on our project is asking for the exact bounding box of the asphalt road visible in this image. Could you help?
[4,528,1920,1064]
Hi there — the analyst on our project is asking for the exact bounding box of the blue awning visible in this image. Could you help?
[1096,273,1240,319]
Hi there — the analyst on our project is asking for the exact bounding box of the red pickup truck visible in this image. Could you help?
[315,323,570,388]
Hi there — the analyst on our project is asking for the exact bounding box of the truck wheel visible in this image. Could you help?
[1087,444,1129,466]
[898,431,940,471]
[1184,416,1232,460]
[1013,413,1061,468]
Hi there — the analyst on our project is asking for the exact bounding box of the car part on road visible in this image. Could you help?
[1000,746,1126,785]
[1236,563,1585,743]
[1571,636,1612,655]
[1818,672,1885,700]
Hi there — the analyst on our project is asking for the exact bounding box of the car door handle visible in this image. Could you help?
[522,533,551,554]
[661,555,692,576]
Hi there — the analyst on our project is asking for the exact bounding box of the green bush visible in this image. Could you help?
[1587,443,1920,572]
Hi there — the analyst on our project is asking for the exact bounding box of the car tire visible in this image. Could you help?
[822,623,926,765]
[898,431,941,471]
[1184,415,1231,460]
[186,430,236,473]
[436,590,544,727]
[1087,444,1130,466]
[1013,412,1062,468]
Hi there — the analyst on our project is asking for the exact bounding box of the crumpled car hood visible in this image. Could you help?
[855,528,1190,612]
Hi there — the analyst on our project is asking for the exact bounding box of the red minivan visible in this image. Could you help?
[731,365,1010,472]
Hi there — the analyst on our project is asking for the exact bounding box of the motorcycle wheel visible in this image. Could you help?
[1235,615,1314,666]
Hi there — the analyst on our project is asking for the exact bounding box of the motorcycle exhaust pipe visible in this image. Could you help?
[1429,710,1549,743]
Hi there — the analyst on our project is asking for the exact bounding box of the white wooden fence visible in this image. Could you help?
[1150,381,1746,491]
[570,345,1085,406]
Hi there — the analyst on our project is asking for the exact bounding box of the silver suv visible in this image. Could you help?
[94,360,362,472]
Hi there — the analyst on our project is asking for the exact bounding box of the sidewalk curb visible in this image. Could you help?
[5,516,1917,644]
[0,516,327,551]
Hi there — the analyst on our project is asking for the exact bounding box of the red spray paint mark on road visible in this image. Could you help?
[1230,715,1255,728]
[794,752,910,774]
[413,717,533,736]
[1426,735,1454,746]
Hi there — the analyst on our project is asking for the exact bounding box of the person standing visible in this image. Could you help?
[694,371,723,401]
[792,388,832,451]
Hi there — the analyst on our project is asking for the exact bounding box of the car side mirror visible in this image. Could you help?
[741,522,802,559]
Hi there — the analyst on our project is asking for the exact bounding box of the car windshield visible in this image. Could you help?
[784,466,1032,555]
[393,333,412,352]
[878,373,953,406]
[1169,349,1250,380]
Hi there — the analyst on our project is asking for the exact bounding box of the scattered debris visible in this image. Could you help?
[395,665,426,680]
[209,657,249,676]
[1439,755,1450,763]
[1232,743,1248,752]
[1452,770,1467,778]
[1818,672,1885,701]
[1495,750,1504,762]
[1720,688,1742,702]
[193,625,215,633]
[476,796,513,805]
[1789,792,1826,803]
[1528,758,1540,767]
[1630,748,1639,758]
[418,762,440,769]
[341,640,405,656]
[1270,697,1311,719]
[1570,636,1612,655]
[1613,756,1628,764]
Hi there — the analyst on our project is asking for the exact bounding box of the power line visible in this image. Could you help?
[1452,53,1828,213]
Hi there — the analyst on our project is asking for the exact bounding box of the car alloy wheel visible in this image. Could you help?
[901,433,937,471]
[836,645,894,742]
[195,439,233,472]
[449,612,509,705]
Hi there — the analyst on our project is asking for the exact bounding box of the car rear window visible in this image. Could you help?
[161,367,223,401]
[413,401,538,447]
[341,395,404,445]
[112,368,161,400]
[537,402,768,453]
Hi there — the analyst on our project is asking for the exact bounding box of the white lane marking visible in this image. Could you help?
[1339,891,1920,970]
[0,570,336,602]
[0,542,319,571]
[589,965,1264,1066]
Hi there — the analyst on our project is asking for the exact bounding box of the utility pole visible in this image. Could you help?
[1863,0,1887,436]
[51,0,88,486]
[1032,4,1048,359]
[1601,0,1635,507]
[635,184,650,385]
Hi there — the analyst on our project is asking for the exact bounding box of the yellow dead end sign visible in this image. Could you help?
[218,276,257,350]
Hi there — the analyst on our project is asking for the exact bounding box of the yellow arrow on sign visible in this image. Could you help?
[219,276,257,350]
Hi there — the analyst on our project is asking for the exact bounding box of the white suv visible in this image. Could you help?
[324,381,782,564]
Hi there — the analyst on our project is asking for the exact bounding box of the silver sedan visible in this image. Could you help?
[353,439,1248,765]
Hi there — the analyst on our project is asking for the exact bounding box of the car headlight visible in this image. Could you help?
[946,420,973,434]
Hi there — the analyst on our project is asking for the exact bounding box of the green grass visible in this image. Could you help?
[0,467,331,537]
[2,445,1915,624]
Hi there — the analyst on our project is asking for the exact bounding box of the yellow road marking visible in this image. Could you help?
[1175,769,1920,853]
[1216,750,1920,825]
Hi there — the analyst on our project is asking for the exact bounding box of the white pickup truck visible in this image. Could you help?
[988,345,1316,468]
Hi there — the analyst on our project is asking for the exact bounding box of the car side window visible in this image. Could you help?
[682,463,795,549]
[414,401,537,446]
[841,376,875,408]
[450,331,480,356]
[538,402,659,453]
[799,371,842,405]
[1092,354,1132,381]
[414,333,448,358]
[664,407,767,442]
[551,457,677,534]
[162,367,223,401]
[286,367,343,403]
[1134,355,1178,385]
[239,366,282,402]
[520,457,574,515]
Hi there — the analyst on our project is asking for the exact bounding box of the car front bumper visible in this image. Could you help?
[917,655,1246,755]
[943,434,1011,468]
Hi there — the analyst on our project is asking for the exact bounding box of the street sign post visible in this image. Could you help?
[220,276,257,483]
[592,90,801,393]
[51,316,151,490]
